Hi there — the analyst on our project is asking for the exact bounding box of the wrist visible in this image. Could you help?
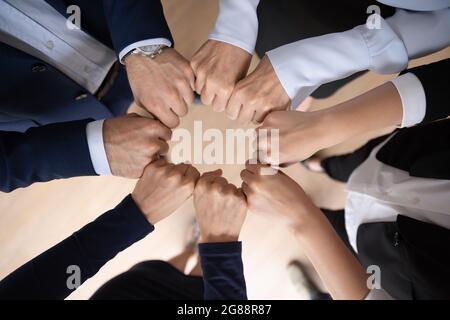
[131,191,154,224]
[200,233,239,244]
[289,205,326,239]
[123,53,150,67]
[318,106,363,147]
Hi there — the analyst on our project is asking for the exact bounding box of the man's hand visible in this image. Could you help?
[194,169,247,243]
[103,114,172,178]
[257,110,331,166]
[132,160,200,224]
[240,162,320,232]
[125,48,195,128]
[225,55,290,125]
[191,40,252,112]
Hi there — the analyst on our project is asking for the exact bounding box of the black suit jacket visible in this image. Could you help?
[357,59,450,299]
[376,58,450,179]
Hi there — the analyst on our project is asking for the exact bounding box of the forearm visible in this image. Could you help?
[0,195,153,299]
[318,82,402,148]
[199,242,247,300]
[102,0,173,57]
[267,8,450,107]
[386,8,450,60]
[294,210,369,300]
[0,120,97,192]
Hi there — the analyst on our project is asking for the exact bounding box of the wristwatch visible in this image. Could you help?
[122,44,167,63]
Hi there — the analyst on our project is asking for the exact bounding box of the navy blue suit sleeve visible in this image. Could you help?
[0,195,154,300]
[0,120,97,193]
[199,242,247,300]
[102,0,173,55]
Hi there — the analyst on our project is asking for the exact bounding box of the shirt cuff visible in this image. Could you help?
[86,120,112,176]
[199,241,242,255]
[208,0,260,54]
[364,288,395,300]
[118,38,172,64]
[390,73,426,127]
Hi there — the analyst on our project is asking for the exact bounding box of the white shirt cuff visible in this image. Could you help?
[390,73,426,128]
[118,38,172,64]
[208,0,260,54]
[364,289,395,300]
[86,120,112,176]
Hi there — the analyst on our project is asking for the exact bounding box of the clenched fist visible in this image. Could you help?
[226,56,290,125]
[240,162,320,232]
[103,114,171,178]
[191,40,252,112]
[194,169,247,243]
[132,160,200,224]
[257,110,331,166]
[125,48,195,128]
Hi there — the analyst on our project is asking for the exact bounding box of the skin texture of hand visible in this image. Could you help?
[194,169,248,243]
[257,110,330,166]
[191,40,252,112]
[103,114,172,178]
[132,159,200,225]
[240,162,371,299]
[125,48,195,128]
[257,82,403,166]
[240,162,320,231]
[225,55,290,125]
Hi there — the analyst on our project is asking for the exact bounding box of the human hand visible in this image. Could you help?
[240,162,321,232]
[103,114,172,178]
[225,55,290,125]
[191,40,252,112]
[194,169,248,243]
[132,160,200,224]
[125,48,195,128]
[257,110,332,166]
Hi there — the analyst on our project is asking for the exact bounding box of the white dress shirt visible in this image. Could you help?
[344,70,448,300]
[210,0,449,107]
[0,0,170,176]
[345,134,450,300]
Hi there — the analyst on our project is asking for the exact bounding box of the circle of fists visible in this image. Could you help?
[114,40,325,239]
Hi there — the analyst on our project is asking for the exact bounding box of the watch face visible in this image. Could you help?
[139,45,164,54]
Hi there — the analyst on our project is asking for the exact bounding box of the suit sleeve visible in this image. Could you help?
[403,59,450,125]
[0,120,98,193]
[0,195,154,300]
[199,242,247,300]
[102,0,173,56]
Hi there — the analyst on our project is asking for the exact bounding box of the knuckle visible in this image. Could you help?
[168,171,182,183]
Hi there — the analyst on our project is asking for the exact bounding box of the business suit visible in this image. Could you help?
[318,59,450,299]
[0,0,172,192]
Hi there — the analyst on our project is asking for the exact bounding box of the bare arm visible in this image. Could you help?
[259,81,403,165]
[293,208,369,300]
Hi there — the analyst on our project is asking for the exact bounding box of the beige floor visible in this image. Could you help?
[0,0,448,300]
